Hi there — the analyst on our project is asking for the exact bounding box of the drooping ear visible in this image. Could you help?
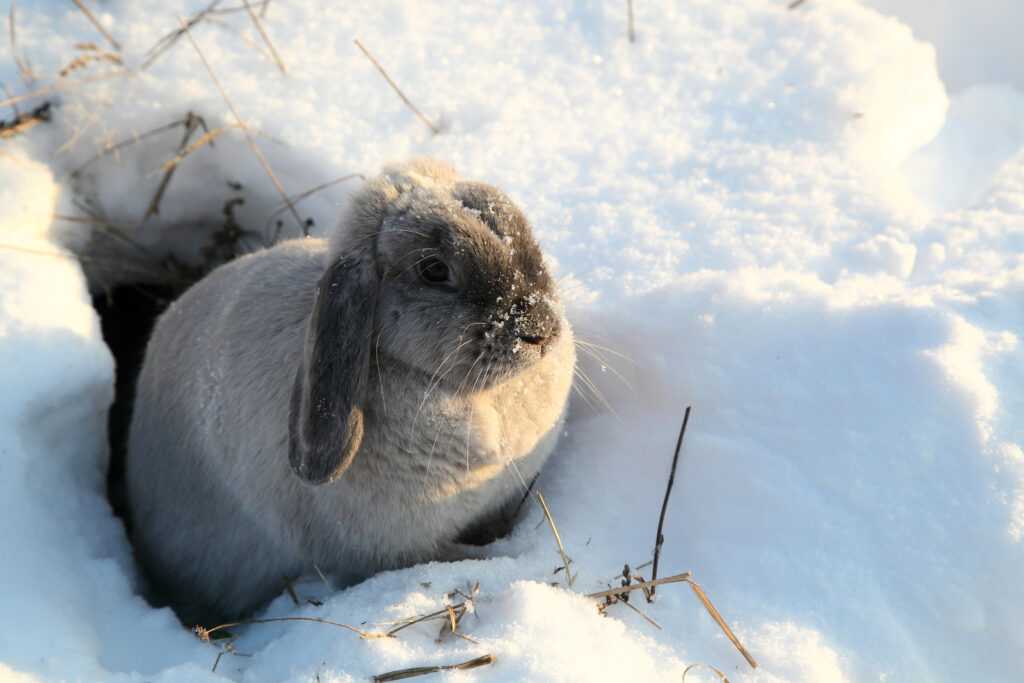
[288,255,377,485]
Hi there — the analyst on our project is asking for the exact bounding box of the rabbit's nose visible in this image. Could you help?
[513,302,561,349]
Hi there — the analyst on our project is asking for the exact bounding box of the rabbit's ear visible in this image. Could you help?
[288,256,376,485]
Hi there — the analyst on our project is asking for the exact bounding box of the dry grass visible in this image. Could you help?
[588,571,757,669]
[242,0,286,74]
[71,0,121,52]
[354,38,441,135]
[682,662,731,682]
[0,100,50,139]
[8,0,35,84]
[58,43,122,78]
[536,491,575,588]
[195,616,388,642]
[372,654,495,682]
[180,17,306,234]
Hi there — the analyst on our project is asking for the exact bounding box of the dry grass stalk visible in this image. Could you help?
[619,598,662,630]
[159,124,236,173]
[682,662,730,682]
[71,118,188,177]
[0,241,165,281]
[144,112,207,219]
[686,578,757,669]
[372,654,496,682]
[535,491,574,587]
[195,616,387,642]
[71,0,121,51]
[650,405,692,599]
[142,1,273,72]
[143,1,222,70]
[58,50,120,78]
[181,17,306,233]
[0,100,49,139]
[9,1,34,84]
[264,172,364,241]
[353,39,440,135]
[241,0,286,74]
[588,571,756,669]
[627,0,636,42]
[386,605,456,637]
[788,0,808,8]
[509,472,540,522]
[1,82,19,118]
[0,69,125,111]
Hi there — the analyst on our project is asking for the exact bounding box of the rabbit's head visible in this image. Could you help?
[289,160,570,485]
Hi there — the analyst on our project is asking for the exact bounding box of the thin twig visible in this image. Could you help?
[142,1,221,71]
[159,124,236,172]
[650,405,691,599]
[144,112,202,219]
[58,49,122,77]
[509,472,540,522]
[195,616,386,641]
[263,172,364,241]
[586,571,692,601]
[181,17,306,233]
[9,1,33,84]
[536,491,574,588]
[620,599,662,630]
[387,605,462,637]
[787,0,808,8]
[71,118,187,177]
[686,579,757,669]
[627,0,636,42]
[353,38,439,135]
[242,0,286,73]
[587,571,756,669]
[70,0,121,51]
[682,663,730,683]
[372,654,495,682]
[0,70,124,111]
[0,242,149,278]
[1,82,19,117]
[0,100,50,138]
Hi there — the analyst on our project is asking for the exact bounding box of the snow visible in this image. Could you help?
[1,0,1022,681]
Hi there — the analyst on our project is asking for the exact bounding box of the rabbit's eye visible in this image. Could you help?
[417,257,452,287]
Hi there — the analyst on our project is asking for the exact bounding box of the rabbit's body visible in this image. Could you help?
[126,162,574,623]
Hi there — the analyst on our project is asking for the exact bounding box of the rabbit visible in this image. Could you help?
[125,159,575,625]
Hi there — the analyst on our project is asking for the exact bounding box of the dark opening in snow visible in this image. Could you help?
[92,283,180,522]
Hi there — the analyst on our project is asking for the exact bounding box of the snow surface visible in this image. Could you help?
[1,0,1022,681]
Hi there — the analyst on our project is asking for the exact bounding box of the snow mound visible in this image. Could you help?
[0,1,1021,681]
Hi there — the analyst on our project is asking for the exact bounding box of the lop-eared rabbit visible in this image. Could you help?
[126,160,575,624]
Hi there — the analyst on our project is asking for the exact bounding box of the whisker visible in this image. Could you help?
[574,342,635,394]
[573,366,618,418]
[574,337,635,363]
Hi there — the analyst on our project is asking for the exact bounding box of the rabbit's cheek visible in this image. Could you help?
[468,399,502,459]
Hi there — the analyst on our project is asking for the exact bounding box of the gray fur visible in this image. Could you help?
[125,160,575,624]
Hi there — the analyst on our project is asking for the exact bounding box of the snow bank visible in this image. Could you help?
[1,0,1021,681]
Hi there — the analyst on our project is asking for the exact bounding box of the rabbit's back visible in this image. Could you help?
[126,238,327,623]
